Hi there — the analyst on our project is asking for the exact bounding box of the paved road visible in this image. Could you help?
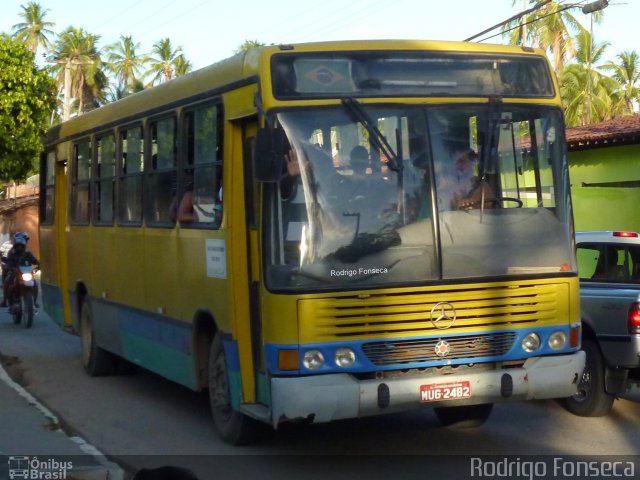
[1,310,639,479]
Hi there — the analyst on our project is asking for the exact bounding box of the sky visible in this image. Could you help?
[1,0,638,71]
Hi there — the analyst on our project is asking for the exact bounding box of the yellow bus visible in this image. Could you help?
[40,40,585,444]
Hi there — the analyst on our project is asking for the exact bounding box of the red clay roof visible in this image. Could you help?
[566,114,640,150]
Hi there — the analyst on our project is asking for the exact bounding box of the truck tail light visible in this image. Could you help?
[628,302,640,334]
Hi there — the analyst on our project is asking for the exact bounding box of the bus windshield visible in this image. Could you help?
[264,104,575,291]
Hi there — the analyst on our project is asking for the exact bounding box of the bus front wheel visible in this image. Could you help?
[80,302,116,376]
[434,403,493,428]
[208,334,263,445]
[562,338,614,417]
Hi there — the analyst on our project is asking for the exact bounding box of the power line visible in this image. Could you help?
[113,0,178,41]
[464,0,553,42]
[94,0,147,30]
[477,2,587,43]
[135,0,212,39]
[296,0,391,43]
[278,0,366,42]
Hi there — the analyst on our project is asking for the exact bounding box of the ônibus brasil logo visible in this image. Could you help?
[8,456,73,479]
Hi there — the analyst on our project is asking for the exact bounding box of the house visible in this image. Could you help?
[0,181,40,257]
[566,115,640,233]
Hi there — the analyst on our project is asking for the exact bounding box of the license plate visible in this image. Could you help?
[420,381,471,402]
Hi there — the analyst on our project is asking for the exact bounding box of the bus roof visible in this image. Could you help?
[46,39,549,144]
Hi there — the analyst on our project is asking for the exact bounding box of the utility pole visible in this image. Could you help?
[47,57,94,121]
[583,1,609,124]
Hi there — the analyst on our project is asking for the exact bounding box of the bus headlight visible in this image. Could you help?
[303,350,324,370]
[522,333,541,352]
[334,348,356,368]
[548,331,567,350]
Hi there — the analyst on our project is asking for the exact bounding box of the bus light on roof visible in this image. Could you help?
[613,231,638,238]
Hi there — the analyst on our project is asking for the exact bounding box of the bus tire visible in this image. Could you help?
[562,339,614,417]
[208,334,262,445]
[434,403,493,429]
[80,302,116,377]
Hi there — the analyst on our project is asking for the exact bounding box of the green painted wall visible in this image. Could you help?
[572,187,640,232]
[569,144,640,184]
[569,144,640,232]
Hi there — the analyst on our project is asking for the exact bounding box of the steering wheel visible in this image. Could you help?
[459,196,523,210]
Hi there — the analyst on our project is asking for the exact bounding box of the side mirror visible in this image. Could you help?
[254,128,285,183]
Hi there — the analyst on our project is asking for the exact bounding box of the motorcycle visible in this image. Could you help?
[8,264,37,329]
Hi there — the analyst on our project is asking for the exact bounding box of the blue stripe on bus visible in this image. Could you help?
[120,309,192,355]
[222,339,240,372]
[222,339,242,408]
[265,325,580,375]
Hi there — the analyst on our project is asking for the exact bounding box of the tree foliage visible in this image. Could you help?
[0,35,56,182]
[235,39,266,53]
[12,1,55,53]
[145,38,185,86]
[50,27,106,116]
[105,35,146,95]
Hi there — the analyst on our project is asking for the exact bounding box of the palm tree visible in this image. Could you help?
[173,55,192,77]
[105,35,146,95]
[601,51,640,114]
[502,1,586,71]
[559,30,622,126]
[50,27,107,117]
[145,38,183,86]
[12,1,56,53]
[235,40,265,53]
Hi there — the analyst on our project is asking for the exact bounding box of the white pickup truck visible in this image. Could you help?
[564,231,640,417]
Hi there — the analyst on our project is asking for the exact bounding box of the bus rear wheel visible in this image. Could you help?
[434,403,493,429]
[208,334,262,445]
[80,302,116,376]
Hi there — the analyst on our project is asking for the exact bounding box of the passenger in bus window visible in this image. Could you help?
[177,181,196,223]
[175,179,222,226]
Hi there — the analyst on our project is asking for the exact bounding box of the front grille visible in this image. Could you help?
[298,282,567,342]
[362,332,517,366]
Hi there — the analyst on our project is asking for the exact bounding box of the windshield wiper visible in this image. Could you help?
[341,98,403,172]
[478,96,503,218]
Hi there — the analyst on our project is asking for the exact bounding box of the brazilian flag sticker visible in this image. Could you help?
[294,58,355,93]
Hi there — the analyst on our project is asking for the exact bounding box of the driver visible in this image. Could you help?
[438,148,494,211]
[2,232,40,308]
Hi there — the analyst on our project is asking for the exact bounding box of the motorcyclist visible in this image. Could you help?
[2,232,40,308]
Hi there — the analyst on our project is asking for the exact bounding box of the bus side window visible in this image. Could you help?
[118,125,144,225]
[180,104,223,228]
[95,133,116,225]
[70,139,92,225]
[146,116,177,226]
[40,150,56,224]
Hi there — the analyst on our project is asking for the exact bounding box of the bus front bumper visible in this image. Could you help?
[270,351,585,426]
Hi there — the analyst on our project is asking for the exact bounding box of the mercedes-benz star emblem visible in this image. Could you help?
[429,302,457,330]
[434,339,450,357]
